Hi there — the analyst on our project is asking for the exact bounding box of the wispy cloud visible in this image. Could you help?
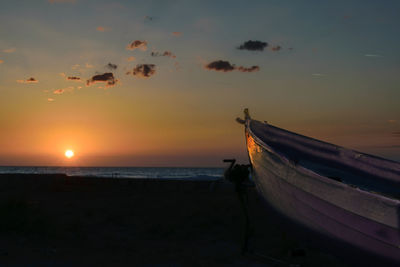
[270,45,282,51]
[365,54,382,57]
[17,77,38,84]
[86,63,93,68]
[126,40,147,51]
[87,72,118,87]
[48,0,76,3]
[388,119,397,124]
[53,89,65,95]
[3,48,16,53]
[127,64,156,78]
[47,98,55,102]
[126,56,135,62]
[96,26,111,32]
[172,32,182,37]
[53,86,74,95]
[106,63,118,70]
[312,73,327,77]
[238,40,268,51]
[204,60,260,73]
[151,51,176,58]
[71,64,80,70]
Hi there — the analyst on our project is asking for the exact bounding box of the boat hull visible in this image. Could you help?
[245,127,400,264]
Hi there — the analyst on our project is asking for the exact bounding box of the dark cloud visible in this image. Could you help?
[270,45,282,51]
[126,40,147,51]
[205,60,260,73]
[106,63,118,70]
[205,60,235,72]
[67,76,81,81]
[17,77,38,83]
[127,64,156,78]
[237,66,260,72]
[144,16,153,21]
[238,40,268,51]
[151,51,176,58]
[87,72,118,86]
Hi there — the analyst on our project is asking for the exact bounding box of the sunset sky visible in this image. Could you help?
[0,0,399,166]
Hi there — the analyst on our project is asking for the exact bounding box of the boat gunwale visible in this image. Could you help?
[245,120,400,205]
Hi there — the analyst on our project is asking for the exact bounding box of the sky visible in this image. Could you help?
[0,0,399,167]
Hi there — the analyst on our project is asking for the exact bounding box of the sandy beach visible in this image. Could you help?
[0,174,347,266]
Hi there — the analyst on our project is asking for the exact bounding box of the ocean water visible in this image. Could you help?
[0,166,224,181]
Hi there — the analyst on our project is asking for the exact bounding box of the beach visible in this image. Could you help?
[0,174,347,266]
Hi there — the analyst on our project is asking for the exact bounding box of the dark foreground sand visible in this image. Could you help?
[0,174,347,267]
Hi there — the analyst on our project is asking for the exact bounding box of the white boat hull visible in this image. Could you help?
[245,121,400,263]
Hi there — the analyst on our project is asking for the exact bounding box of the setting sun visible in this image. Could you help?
[65,150,74,159]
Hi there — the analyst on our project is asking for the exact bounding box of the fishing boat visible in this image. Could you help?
[238,109,400,264]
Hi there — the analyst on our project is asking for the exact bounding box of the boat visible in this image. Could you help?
[238,109,400,264]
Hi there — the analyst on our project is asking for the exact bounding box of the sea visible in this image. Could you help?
[0,166,224,181]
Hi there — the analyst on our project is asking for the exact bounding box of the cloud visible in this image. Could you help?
[0,59,3,64]
[53,86,74,95]
[127,64,156,78]
[106,63,118,70]
[238,40,268,51]
[48,0,76,3]
[172,32,182,37]
[87,72,118,87]
[237,66,260,72]
[86,63,93,68]
[151,51,176,58]
[96,26,111,32]
[71,64,80,70]
[126,40,147,51]
[388,120,397,124]
[47,98,55,102]
[16,77,38,83]
[205,60,235,72]
[53,89,65,94]
[3,48,16,53]
[204,60,260,73]
[144,16,153,21]
[126,56,135,62]
[365,54,382,57]
[393,132,400,137]
[66,76,81,81]
[270,45,282,51]
[312,73,327,77]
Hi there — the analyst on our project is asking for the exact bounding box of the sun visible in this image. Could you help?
[65,149,74,159]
